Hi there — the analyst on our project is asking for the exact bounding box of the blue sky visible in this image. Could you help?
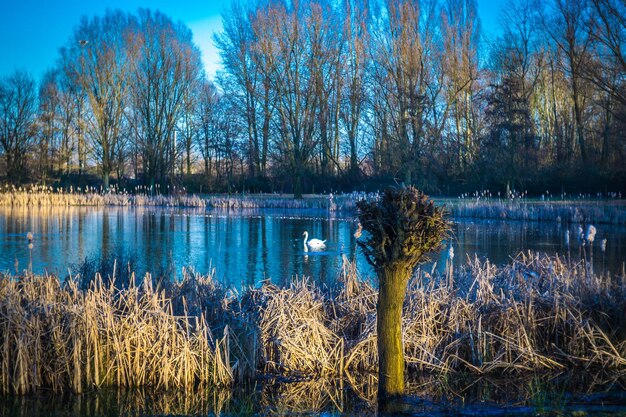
[0,0,505,82]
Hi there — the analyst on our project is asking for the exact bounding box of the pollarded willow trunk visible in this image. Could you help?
[377,263,410,397]
[356,187,449,405]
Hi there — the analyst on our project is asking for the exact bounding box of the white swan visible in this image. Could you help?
[303,231,326,251]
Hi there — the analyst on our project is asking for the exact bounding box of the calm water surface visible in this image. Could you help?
[1,373,625,416]
[0,206,625,287]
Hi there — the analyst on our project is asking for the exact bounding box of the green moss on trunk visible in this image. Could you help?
[377,264,409,397]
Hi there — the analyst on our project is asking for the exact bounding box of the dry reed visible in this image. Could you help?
[0,185,207,208]
[0,270,233,395]
[4,186,623,224]
[1,252,625,395]
[246,278,344,377]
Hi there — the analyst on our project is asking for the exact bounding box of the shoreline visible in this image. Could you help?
[1,190,626,225]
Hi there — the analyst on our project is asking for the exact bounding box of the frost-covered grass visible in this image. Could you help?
[447,198,626,225]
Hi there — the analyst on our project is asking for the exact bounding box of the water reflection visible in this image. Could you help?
[0,372,624,417]
[0,206,624,290]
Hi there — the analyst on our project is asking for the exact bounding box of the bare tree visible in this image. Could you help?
[441,0,481,172]
[55,77,78,176]
[60,10,131,188]
[180,79,200,176]
[126,9,203,190]
[370,0,439,185]
[0,70,38,183]
[546,0,594,165]
[215,1,266,178]
[38,69,60,182]
[195,79,220,183]
[340,0,370,179]
[589,0,626,78]
[263,1,326,197]
[586,0,626,166]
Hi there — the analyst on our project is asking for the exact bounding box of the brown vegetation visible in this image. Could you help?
[0,271,232,395]
[0,252,625,395]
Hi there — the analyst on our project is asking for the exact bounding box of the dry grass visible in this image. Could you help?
[246,278,344,377]
[0,185,207,207]
[344,252,626,376]
[1,252,625,395]
[0,270,233,395]
[0,186,373,211]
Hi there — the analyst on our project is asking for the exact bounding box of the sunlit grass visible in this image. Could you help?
[1,252,624,395]
[0,269,232,394]
[0,184,208,207]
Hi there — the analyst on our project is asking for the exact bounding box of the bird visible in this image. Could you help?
[303,231,326,251]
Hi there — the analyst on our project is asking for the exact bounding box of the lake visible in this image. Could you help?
[1,206,624,287]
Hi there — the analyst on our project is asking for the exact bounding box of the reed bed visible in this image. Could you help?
[0,185,208,208]
[0,270,233,395]
[246,279,344,377]
[206,192,378,211]
[1,253,625,395]
[0,186,378,211]
[3,186,624,225]
[450,198,626,225]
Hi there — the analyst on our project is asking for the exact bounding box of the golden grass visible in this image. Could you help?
[249,278,344,377]
[0,185,207,207]
[1,252,625,395]
[0,270,233,395]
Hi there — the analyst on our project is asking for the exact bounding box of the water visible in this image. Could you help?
[1,372,625,416]
[0,206,625,288]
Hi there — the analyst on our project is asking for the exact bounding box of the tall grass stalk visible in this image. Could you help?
[1,252,625,395]
[0,270,233,394]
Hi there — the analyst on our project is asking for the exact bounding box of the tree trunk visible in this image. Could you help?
[103,171,110,190]
[601,93,612,167]
[186,146,192,176]
[377,264,409,400]
[293,167,303,199]
[349,131,358,179]
[573,92,587,165]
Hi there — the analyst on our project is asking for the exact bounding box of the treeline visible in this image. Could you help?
[1,0,625,196]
